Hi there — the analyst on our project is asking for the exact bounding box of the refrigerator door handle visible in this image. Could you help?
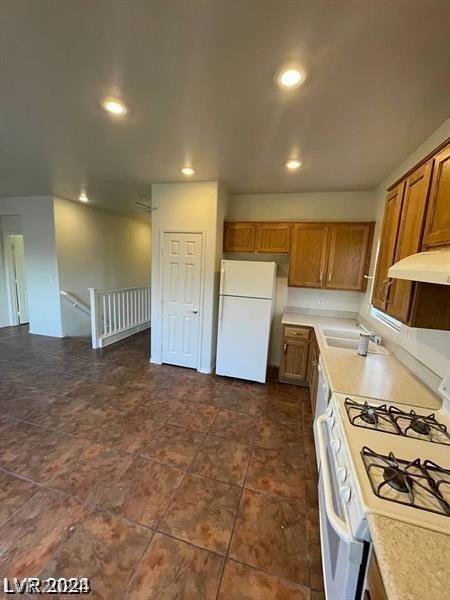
[219,263,225,295]
[218,295,224,331]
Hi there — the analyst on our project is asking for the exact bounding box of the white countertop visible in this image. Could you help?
[282,311,441,410]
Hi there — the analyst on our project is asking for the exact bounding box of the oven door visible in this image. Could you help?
[315,414,366,600]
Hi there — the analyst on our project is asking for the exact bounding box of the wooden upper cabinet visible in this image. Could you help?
[256,223,290,253]
[387,161,433,323]
[289,224,329,288]
[224,222,256,252]
[325,223,374,291]
[423,142,450,247]
[372,184,404,312]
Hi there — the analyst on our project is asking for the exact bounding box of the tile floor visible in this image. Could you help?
[0,326,324,599]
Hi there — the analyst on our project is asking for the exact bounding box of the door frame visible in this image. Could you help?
[2,233,21,326]
[159,229,206,371]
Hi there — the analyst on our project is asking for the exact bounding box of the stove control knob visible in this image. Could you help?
[337,467,347,483]
[327,416,335,428]
[331,438,341,453]
[325,406,333,417]
[339,486,351,504]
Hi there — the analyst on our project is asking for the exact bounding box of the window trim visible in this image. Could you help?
[370,306,401,332]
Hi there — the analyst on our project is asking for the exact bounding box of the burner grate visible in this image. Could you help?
[345,398,450,446]
[361,447,450,517]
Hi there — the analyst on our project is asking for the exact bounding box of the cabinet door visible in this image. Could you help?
[325,223,374,291]
[387,161,433,323]
[289,224,329,288]
[223,223,256,252]
[256,223,290,253]
[423,143,450,247]
[372,184,404,311]
[280,339,309,383]
[363,551,387,600]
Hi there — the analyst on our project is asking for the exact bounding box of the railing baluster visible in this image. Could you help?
[89,286,150,348]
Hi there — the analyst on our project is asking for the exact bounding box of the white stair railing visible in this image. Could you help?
[89,286,151,349]
[60,290,91,314]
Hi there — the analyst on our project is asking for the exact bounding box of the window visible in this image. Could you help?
[370,306,401,332]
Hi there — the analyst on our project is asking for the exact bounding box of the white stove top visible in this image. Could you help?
[331,393,450,535]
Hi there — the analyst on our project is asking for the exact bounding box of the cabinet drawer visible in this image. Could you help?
[283,326,311,340]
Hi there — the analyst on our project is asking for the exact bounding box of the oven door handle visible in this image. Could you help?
[315,414,353,544]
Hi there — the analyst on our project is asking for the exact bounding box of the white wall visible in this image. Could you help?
[150,181,225,373]
[359,118,450,378]
[226,191,377,363]
[0,197,63,336]
[54,198,151,337]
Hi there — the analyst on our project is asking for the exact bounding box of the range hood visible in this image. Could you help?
[388,249,450,285]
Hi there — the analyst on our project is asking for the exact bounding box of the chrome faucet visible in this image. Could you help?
[358,323,382,345]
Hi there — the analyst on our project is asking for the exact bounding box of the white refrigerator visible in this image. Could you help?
[216,260,277,383]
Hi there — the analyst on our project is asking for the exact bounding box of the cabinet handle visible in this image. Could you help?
[379,279,388,300]
[283,343,287,354]
[312,360,317,367]
[382,280,393,302]
[363,274,373,279]
[328,271,332,283]
[319,269,323,283]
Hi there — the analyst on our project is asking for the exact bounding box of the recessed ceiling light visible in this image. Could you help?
[78,192,89,203]
[101,97,128,116]
[285,159,302,170]
[276,68,304,89]
[181,166,195,176]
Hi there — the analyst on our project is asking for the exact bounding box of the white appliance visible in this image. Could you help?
[314,388,450,599]
[215,260,276,383]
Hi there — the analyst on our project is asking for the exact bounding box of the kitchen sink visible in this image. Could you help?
[324,336,390,355]
[321,328,361,340]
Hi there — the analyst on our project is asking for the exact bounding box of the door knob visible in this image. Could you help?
[191,309,198,314]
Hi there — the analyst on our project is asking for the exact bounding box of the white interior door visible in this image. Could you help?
[162,232,203,368]
[4,234,29,325]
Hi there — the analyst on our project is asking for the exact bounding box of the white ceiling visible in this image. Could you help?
[0,0,449,216]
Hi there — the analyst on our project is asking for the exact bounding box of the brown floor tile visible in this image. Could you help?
[0,471,37,526]
[159,473,240,554]
[263,398,300,422]
[229,489,309,586]
[0,489,86,578]
[256,417,303,452]
[7,433,91,483]
[0,329,321,599]
[168,402,219,433]
[127,532,224,600]
[0,420,48,467]
[47,444,133,504]
[141,424,205,468]
[218,560,310,599]
[209,408,259,442]
[191,434,251,485]
[29,396,88,429]
[246,446,306,501]
[100,457,184,528]
[41,510,152,599]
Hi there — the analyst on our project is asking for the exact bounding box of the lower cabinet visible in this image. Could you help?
[279,325,311,385]
[363,551,387,600]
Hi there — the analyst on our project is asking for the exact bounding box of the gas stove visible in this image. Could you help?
[325,392,450,536]
[345,397,450,445]
[361,447,450,517]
